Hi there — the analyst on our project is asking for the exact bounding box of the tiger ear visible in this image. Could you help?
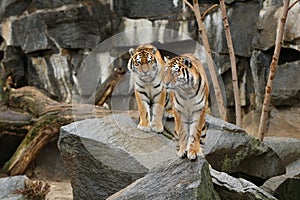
[164,56,170,63]
[129,48,135,56]
[183,57,192,68]
[152,47,157,54]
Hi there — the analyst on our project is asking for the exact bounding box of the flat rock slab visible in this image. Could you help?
[211,168,277,200]
[108,157,221,200]
[58,114,176,200]
[205,115,286,181]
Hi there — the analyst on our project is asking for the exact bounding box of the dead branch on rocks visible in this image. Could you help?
[258,0,291,141]
[1,86,138,175]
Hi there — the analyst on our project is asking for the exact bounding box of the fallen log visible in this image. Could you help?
[2,86,139,175]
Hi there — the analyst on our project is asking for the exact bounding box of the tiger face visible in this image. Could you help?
[128,46,159,82]
[164,56,198,91]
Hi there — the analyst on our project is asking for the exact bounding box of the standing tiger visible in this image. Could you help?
[164,54,209,160]
[127,44,168,133]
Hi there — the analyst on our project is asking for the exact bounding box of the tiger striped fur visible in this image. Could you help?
[127,44,168,133]
[164,54,209,160]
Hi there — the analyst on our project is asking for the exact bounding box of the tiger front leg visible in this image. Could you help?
[187,113,206,160]
[150,90,166,133]
[174,110,188,158]
[135,91,151,132]
[186,130,203,160]
[150,103,164,133]
[177,127,188,158]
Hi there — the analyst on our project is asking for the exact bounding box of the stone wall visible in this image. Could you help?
[0,0,299,136]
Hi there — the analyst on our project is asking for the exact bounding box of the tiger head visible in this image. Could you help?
[127,45,161,82]
[164,55,198,91]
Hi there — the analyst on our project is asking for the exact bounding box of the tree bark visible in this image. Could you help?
[219,0,241,126]
[257,0,290,141]
[183,0,227,121]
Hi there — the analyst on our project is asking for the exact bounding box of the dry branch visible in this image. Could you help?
[219,0,241,126]
[258,0,291,141]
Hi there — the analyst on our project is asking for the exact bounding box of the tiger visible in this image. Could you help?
[164,54,209,160]
[127,44,170,133]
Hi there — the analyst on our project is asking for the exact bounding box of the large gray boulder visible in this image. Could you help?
[0,175,27,200]
[108,157,221,200]
[204,115,286,181]
[211,168,277,200]
[271,61,300,106]
[264,137,300,167]
[58,114,176,200]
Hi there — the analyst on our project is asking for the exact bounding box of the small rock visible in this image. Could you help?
[286,159,300,176]
[211,168,277,200]
[261,174,300,200]
[0,175,27,200]
[108,157,221,200]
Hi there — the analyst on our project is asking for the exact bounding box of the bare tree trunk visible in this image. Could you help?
[183,0,227,121]
[219,0,241,126]
[258,0,290,141]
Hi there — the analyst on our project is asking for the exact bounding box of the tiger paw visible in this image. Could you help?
[150,121,164,133]
[187,149,203,160]
[137,124,151,132]
[176,150,187,158]
[187,150,197,160]
[151,124,164,133]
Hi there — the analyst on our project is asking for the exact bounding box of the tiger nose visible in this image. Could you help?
[141,66,149,74]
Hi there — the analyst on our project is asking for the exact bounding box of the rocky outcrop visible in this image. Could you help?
[58,114,176,199]
[108,157,221,200]
[0,175,27,200]
[204,1,260,57]
[0,0,120,102]
[205,115,286,182]
[58,113,287,199]
[114,0,184,20]
[254,2,300,51]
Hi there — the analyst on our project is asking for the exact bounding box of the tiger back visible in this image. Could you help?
[164,54,209,160]
[127,44,167,133]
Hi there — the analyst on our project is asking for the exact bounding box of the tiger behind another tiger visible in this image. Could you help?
[127,44,167,133]
[164,54,209,160]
